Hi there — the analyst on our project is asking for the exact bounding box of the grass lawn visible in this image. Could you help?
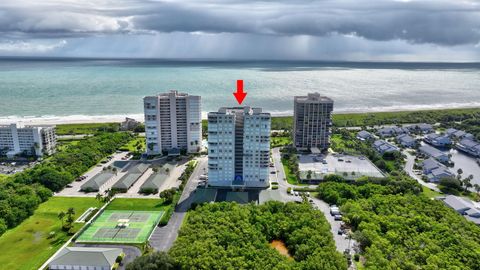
[422,185,443,198]
[0,197,102,270]
[281,158,301,185]
[107,198,169,212]
[56,123,120,135]
[271,136,292,148]
[120,137,145,152]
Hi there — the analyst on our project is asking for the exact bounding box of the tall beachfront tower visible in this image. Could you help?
[0,123,56,158]
[293,92,333,151]
[143,91,202,155]
[207,107,271,188]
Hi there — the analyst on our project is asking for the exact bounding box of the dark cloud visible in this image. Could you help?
[0,0,479,46]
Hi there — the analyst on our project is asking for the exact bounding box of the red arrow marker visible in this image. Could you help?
[233,80,247,105]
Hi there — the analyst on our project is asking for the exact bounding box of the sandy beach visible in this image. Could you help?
[1,103,479,126]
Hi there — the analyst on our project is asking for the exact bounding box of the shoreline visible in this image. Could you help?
[1,105,479,126]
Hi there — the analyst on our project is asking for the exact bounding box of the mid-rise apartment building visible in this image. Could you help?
[208,107,270,188]
[293,93,333,151]
[144,91,202,155]
[0,123,56,158]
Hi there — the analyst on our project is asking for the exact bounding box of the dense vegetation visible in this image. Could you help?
[55,122,121,135]
[0,132,133,236]
[167,201,347,270]
[316,176,421,205]
[317,181,480,270]
[127,252,177,270]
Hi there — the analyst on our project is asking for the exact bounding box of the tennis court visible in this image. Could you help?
[76,210,163,243]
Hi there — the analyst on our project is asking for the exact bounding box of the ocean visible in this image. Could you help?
[0,58,479,122]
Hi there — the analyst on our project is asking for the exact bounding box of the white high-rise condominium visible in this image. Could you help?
[208,106,271,188]
[144,91,202,155]
[0,123,56,158]
[294,92,333,151]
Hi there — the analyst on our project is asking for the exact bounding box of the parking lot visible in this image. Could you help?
[0,161,35,175]
[55,151,131,197]
[299,154,385,180]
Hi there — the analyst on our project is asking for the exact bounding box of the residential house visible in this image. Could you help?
[446,128,475,140]
[407,123,433,134]
[421,158,441,174]
[377,127,395,138]
[356,130,373,141]
[424,133,452,147]
[428,167,455,183]
[456,138,480,157]
[396,134,417,148]
[373,140,399,154]
[439,195,480,225]
[418,144,450,163]
[120,117,141,131]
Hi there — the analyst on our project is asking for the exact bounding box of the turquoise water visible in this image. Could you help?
[1,59,480,118]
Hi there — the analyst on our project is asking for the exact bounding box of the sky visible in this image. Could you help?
[0,0,479,61]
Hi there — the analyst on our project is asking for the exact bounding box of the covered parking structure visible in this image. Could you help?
[81,172,115,192]
[112,163,149,193]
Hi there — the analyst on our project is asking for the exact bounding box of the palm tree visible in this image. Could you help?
[58,211,65,226]
[457,168,463,180]
[474,184,480,194]
[95,193,102,202]
[462,178,472,192]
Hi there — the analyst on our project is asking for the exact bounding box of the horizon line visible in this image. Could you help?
[0,55,479,64]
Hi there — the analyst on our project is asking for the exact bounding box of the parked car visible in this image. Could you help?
[330,207,341,216]
[334,214,343,221]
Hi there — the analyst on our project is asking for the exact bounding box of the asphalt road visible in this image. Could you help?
[149,156,207,251]
[403,150,440,192]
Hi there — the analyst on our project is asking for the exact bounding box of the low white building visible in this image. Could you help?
[0,123,56,158]
[48,247,122,270]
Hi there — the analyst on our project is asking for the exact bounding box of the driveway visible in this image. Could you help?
[403,150,440,192]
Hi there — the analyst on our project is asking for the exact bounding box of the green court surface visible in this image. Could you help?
[76,210,163,243]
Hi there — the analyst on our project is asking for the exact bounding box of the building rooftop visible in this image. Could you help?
[210,106,269,116]
[397,134,416,143]
[294,92,333,103]
[357,130,372,139]
[419,145,446,159]
[49,247,122,267]
[459,138,479,148]
[422,157,441,171]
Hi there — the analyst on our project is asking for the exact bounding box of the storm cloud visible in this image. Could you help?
[1,0,479,46]
[0,0,479,59]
